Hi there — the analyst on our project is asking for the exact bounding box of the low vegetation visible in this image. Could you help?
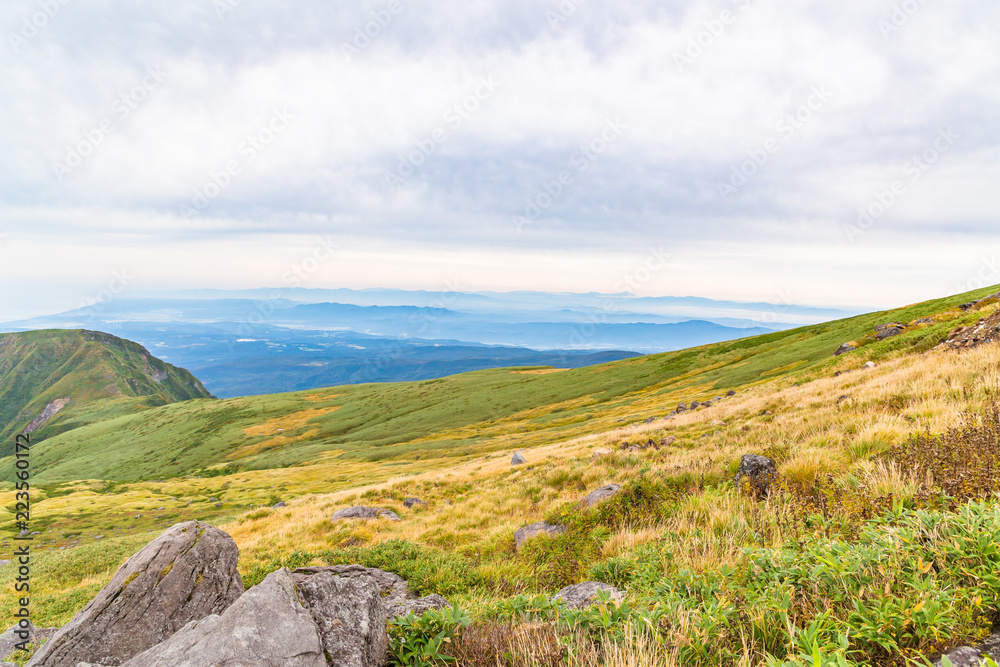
[5,286,1000,665]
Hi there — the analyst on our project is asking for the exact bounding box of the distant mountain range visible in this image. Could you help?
[0,288,855,398]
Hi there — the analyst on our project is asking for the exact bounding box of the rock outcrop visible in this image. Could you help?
[27,521,243,667]
[293,569,388,667]
[293,565,449,621]
[834,342,857,356]
[120,569,328,667]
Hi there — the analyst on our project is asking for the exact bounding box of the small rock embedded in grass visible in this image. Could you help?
[734,454,778,497]
[511,450,527,466]
[403,498,426,508]
[553,582,624,609]
[583,484,622,507]
[331,507,401,522]
[514,522,566,550]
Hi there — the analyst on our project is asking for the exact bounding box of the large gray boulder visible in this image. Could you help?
[292,569,388,667]
[120,569,327,667]
[733,454,778,497]
[27,521,243,667]
[553,582,624,609]
[293,565,449,620]
[511,450,527,466]
[331,507,401,522]
[582,484,622,507]
[514,522,566,550]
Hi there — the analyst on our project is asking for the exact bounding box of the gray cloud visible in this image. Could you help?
[1,0,998,316]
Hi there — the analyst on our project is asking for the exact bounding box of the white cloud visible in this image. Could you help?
[0,0,998,317]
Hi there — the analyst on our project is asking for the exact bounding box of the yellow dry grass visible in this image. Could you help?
[242,406,340,437]
[222,343,1000,580]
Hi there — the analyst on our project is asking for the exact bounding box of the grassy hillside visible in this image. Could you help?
[5,285,1000,666]
[9,284,996,484]
[0,329,213,452]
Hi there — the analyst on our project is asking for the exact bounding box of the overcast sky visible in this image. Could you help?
[1,0,998,320]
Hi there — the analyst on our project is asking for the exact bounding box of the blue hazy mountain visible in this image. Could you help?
[0,288,848,397]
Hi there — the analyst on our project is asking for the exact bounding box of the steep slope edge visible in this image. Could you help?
[0,329,214,451]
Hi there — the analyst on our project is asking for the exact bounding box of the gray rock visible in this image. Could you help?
[553,582,624,609]
[933,646,987,667]
[1,623,58,659]
[291,569,388,667]
[514,522,566,550]
[864,361,876,369]
[403,498,426,508]
[511,450,527,466]
[875,325,905,341]
[27,521,243,667]
[293,565,448,621]
[733,454,778,497]
[396,595,450,619]
[331,507,402,522]
[834,342,857,356]
[120,569,327,667]
[662,435,677,447]
[726,390,736,397]
[272,502,286,508]
[690,401,701,409]
[582,484,622,507]
[676,403,687,412]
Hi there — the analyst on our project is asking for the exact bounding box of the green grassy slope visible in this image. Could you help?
[11,285,998,483]
[0,329,214,453]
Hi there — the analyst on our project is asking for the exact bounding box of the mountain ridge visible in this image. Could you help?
[0,329,213,452]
